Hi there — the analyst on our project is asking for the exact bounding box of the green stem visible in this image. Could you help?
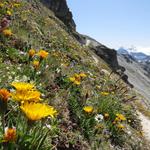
[2,112,5,134]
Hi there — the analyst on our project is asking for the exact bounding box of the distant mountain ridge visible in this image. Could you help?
[117,47,150,62]
[117,47,150,78]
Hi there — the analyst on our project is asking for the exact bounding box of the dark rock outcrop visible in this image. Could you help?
[79,35,133,87]
[81,35,121,70]
[40,0,76,31]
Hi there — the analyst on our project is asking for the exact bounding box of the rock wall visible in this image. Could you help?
[40,0,76,31]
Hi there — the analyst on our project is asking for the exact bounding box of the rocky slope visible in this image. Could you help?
[118,54,150,105]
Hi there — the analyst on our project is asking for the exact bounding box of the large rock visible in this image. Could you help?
[40,0,76,31]
[78,35,133,87]
[81,35,121,70]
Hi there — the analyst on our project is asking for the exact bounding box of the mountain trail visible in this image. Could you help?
[138,111,150,141]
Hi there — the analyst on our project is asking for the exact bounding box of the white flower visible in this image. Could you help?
[22,75,28,81]
[11,72,15,75]
[46,65,49,69]
[36,71,41,75]
[45,124,51,129]
[8,76,13,80]
[17,67,21,70]
[95,114,104,122]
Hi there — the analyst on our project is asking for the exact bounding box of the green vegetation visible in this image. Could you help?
[0,1,149,149]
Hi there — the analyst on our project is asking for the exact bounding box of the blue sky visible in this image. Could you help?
[67,0,150,55]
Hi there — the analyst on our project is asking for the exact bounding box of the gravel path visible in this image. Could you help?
[138,112,150,140]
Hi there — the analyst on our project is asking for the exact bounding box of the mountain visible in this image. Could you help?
[117,47,150,62]
[0,0,150,149]
[117,46,150,107]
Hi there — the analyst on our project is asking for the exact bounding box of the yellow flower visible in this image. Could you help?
[116,114,126,121]
[104,113,109,119]
[114,117,120,122]
[111,92,115,95]
[0,89,11,102]
[74,73,80,80]
[3,127,16,142]
[83,106,93,113]
[69,77,75,82]
[100,92,109,96]
[13,3,20,7]
[11,82,41,102]
[11,82,35,92]
[11,90,42,102]
[6,10,12,16]
[0,3,4,7]
[79,73,87,78]
[74,80,81,85]
[29,49,36,57]
[96,85,101,89]
[117,124,125,130]
[2,29,13,36]
[69,76,81,85]
[33,60,40,69]
[20,102,57,121]
[37,50,49,59]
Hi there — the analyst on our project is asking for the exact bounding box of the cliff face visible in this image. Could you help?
[40,0,122,73]
[40,0,76,31]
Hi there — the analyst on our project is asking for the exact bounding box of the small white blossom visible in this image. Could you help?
[95,114,104,122]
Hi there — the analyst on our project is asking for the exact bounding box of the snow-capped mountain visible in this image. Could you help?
[117,47,150,62]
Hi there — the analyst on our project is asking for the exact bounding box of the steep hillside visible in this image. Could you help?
[0,1,149,149]
[118,54,150,104]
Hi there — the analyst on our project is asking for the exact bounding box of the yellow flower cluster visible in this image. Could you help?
[28,49,49,69]
[28,49,49,59]
[11,82,57,121]
[113,113,126,130]
[0,1,21,8]
[115,113,126,121]
[69,73,87,85]
[11,82,41,102]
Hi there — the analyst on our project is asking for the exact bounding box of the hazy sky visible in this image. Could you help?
[67,0,150,55]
